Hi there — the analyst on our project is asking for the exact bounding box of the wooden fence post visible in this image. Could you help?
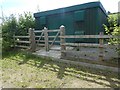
[99,32,104,61]
[60,25,66,58]
[29,28,36,52]
[44,27,49,51]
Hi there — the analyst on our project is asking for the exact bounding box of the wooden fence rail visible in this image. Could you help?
[13,36,30,49]
[13,28,36,51]
[34,29,59,33]
[59,35,120,38]
[62,43,110,48]
[13,36,30,38]
[35,36,58,38]
[15,40,30,44]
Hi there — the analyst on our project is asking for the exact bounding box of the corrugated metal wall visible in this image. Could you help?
[84,7,98,43]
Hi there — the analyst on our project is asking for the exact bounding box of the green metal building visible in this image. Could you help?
[34,1,107,43]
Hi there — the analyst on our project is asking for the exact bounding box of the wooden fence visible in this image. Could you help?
[59,26,119,61]
[13,27,61,52]
[13,25,119,61]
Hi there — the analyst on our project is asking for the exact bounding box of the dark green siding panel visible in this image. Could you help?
[47,14,62,29]
[47,14,61,44]
[40,16,46,25]
[95,7,107,43]
[74,10,85,21]
[63,12,74,42]
[97,8,107,33]
[84,8,98,43]
[47,12,75,43]
[35,17,41,29]
[73,10,85,42]
[35,17,47,30]
[96,7,107,44]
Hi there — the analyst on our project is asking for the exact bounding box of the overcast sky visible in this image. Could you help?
[0,0,120,18]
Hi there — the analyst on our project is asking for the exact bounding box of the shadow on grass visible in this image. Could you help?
[3,49,120,88]
[2,48,20,59]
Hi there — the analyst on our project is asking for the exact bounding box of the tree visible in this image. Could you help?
[2,14,17,51]
[2,12,35,51]
[16,12,35,35]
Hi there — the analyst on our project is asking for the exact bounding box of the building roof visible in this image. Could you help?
[34,1,107,17]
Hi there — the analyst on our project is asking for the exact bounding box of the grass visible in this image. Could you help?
[1,49,120,88]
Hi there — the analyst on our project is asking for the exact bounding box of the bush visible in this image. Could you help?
[104,13,120,54]
[2,12,35,51]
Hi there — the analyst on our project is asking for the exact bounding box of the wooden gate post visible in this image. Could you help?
[99,32,104,61]
[44,27,49,51]
[60,25,66,58]
[29,28,36,52]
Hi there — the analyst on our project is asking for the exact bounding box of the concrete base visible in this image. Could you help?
[33,45,74,59]
[65,46,119,60]
[33,49,61,59]
[34,45,119,61]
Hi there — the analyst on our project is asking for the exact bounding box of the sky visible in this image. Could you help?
[0,0,120,18]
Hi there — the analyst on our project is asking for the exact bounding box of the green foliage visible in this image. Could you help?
[104,14,120,35]
[16,12,35,35]
[2,14,17,51]
[104,13,120,53]
[2,12,35,51]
